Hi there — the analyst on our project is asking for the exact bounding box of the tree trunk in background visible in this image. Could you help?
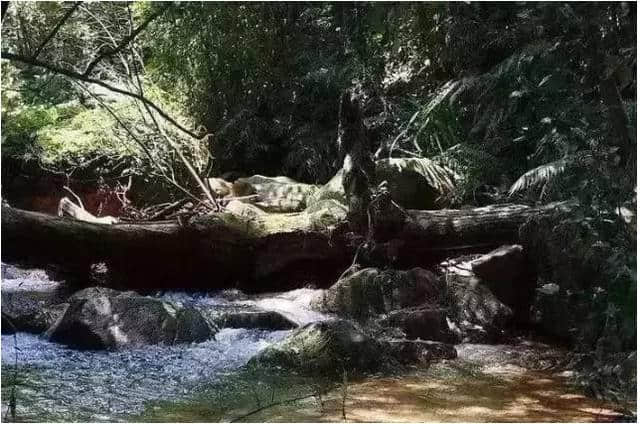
[1,2,9,22]
[337,90,375,233]
[599,75,631,167]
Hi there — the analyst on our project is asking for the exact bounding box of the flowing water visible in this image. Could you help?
[0,264,633,422]
[0,264,328,422]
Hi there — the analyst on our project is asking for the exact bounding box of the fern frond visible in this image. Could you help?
[508,151,594,197]
[508,159,567,196]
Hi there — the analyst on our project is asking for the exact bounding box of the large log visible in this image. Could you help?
[0,202,571,291]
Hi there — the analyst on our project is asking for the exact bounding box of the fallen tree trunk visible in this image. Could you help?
[1,202,572,291]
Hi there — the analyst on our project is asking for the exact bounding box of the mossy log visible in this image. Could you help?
[1,202,571,291]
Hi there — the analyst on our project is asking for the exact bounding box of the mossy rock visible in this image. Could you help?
[305,199,348,229]
[249,319,384,376]
[316,267,443,320]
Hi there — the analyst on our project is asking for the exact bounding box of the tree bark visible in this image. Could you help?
[1,202,572,291]
[337,90,375,233]
[2,1,10,23]
[599,75,631,167]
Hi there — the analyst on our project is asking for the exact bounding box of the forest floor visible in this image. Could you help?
[248,367,627,423]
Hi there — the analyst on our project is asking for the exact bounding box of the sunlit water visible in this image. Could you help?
[2,329,288,421]
[0,263,329,422]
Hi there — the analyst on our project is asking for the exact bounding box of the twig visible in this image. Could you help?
[230,393,319,423]
[148,198,188,221]
[82,5,169,76]
[2,315,19,422]
[341,369,348,421]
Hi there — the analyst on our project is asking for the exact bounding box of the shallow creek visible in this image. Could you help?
[0,265,630,422]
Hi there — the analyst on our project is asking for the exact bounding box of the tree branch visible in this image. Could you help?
[0,51,199,139]
[82,4,169,77]
[33,1,83,59]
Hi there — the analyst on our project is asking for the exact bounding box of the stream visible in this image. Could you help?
[0,264,632,422]
[1,265,328,421]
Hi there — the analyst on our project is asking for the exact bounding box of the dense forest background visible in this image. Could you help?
[0,2,636,356]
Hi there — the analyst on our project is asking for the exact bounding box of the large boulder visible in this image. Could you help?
[378,306,459,343]
[315,267,443,320]
[46,288,216,349]
[470,244,534,321]
[470,245,525,282]
[249,319,383,376]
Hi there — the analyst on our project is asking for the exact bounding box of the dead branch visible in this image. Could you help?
[148,198,188,221]
[230,392,327,423]
[62,185,85,210]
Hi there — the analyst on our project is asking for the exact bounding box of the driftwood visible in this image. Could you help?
[1,202,571,292]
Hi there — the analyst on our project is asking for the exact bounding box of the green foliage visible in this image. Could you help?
[521,209,636,351]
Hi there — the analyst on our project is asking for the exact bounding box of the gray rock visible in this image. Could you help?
[238,175,300,186]
[1,280,67,334]
[225,200,266,218]
[386,339,457,365]
[379,306,459,343]
[470,245,525,282]
[470,244,534,320]
[305,199,348,229]
[47,289,216,349]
